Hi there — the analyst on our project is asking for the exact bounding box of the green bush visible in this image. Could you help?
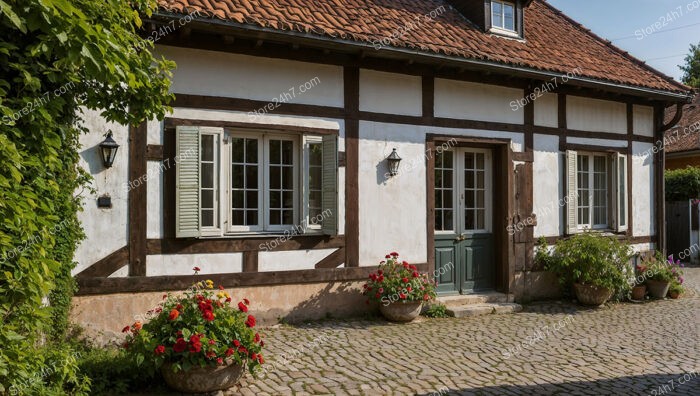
[665,167,700,201]
[540,233,632,298]
[77,347,160,395]
[423,303,449,318]
[0,0,173,393]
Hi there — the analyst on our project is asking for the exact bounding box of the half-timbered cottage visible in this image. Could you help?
[71,0,694,336]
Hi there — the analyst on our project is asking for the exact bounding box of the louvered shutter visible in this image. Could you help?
[321,134,338,235]
[566,150,578,235]
[175,126,201,238]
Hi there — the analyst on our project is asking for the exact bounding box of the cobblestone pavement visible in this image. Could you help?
[217,269,700,396]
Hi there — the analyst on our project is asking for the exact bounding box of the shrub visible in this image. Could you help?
[638,252,682,283]
[665,166,700,201]
[362,252,437,306]
[123,270,264,375]
[77,347,159,395]
[542,233,632,297]
[423,303,449,318]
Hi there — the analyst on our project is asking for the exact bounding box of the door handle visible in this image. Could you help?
[455,233,466,242]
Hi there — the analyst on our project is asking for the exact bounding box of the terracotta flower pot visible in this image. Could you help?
[573,283,613,306]
[161,362,244,393]
[646,280,671,299]
[379,301,422,322]
[631,285,647,301]
[668,290,681,299]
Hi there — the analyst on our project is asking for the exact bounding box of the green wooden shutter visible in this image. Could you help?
[566,150,578,235]
[321,134,338,235]
[176,126,201,238]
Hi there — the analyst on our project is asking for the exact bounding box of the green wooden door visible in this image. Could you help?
[434,148,495,294]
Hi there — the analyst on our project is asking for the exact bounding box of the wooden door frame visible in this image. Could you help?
[426,134,515,293]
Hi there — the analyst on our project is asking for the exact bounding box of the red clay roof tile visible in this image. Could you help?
[665,94,700,153]
[157,0,690,94]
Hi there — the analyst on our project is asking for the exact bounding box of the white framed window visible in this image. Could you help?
[566,150,628,234]
[491,0,516,32]
[175,126,338,238]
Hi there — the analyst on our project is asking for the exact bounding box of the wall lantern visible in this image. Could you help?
[386,148,402,176]
[99,130,119,168]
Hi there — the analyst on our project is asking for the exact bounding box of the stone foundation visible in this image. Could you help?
[70,280,366,345]
[512,270,561,303]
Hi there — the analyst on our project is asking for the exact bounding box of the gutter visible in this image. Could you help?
[150,12,693,103]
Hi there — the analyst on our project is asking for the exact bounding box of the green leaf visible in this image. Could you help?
[0,0,25,33]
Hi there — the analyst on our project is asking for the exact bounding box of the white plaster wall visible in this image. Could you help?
[533,134,561,237]
[147,161,164,239]
[73,109,130,275]
[534,93,558,128]
[632,142,655,237]
[631,243,656,254]
[258,249,336,272]
[567,96,626,134]
[633,105,655,137]
[155,45,344,108]
[359,70,422,116]
[434,79,524,124]
[147,253,243,276]
[147,118,163,145]
[566,137,628,148]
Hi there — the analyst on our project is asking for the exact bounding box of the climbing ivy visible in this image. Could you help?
[0,0,174,393]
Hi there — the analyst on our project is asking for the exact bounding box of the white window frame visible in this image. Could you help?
[199,127,223,237]
[491,0,517,33]
[303,135,324,232]
[225,132,264,234]
[263,134,299,232]
[576,152,609,230]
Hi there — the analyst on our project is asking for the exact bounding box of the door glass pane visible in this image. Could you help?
[231,136,259,227]
[593,156,608,226]
[434,150,454,231]
[619,159,626,226]
[577,155,590,226]
[464,151,488,231]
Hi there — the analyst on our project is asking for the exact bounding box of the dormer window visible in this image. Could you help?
[492,1,516,32]
[491,0,515,33]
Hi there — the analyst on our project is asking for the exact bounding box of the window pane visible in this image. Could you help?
[465,171,474,189]
[201,163,214,188]
[270,191,281,208]
[269,140,281,164]
[232,165,244,189]
[246,210,258,226]
[245,165,258,189]
[232,210,244,225]
[282,210,293,225]
[232,190,244,209]
[283,191,294,208]
[231,138,244,163]
[309,191,322,209]
[270,166,281,189]
[245,139,258,163]
[202,135,214,162]
[269,210,281,225]
[201,210,214,227]
[444,210,453,230]
[504,4,515,30]
[309,143,322,166]
[435,210,443,231]
[444,191,453,210]
[201,190,214,209]
[282,166,294,189]
[465,210,475,230]
[246,191,258,209]
[492,2,503,28]
[443,170,453,188]
[476,209,485,229]
[619,160,626,226]
[282,141,293,165]
[477,171,485,189]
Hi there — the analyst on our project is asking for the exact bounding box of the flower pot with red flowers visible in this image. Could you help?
[363,252,437,322]
[122,267,264,393]
[640,253,682,299]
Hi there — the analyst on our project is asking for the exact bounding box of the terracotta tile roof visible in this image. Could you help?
[157,0,690,95]
[665,93,700,153]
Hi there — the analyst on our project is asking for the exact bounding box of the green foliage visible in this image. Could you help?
[542,233,632,297]
[362,252,437,305]
[680,42,700,88]
[124,278,264,375]
[0,0,173,392]
[6,344,90,396]
[665,167,700,201]
[77,347,159,395]
[423,303,449,318]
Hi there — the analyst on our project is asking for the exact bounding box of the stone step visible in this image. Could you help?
[437,291,512,307]
[446,302,523,318]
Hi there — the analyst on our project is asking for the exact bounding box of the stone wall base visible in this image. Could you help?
[512,271,561,304]
[71,281,366,345]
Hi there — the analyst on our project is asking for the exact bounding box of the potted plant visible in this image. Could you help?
[629,263,647,301]
[363,252,436,322]
[668,258,685,299]
[542,233,631,306]
[642,253,678,299]
[122,267,264,393]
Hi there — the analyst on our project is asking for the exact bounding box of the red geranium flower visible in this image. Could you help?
[245,315,256,328]
[173,338,187,353]
[399,293,407,299]
[412,271,420,278]
[402,277,409,283]
[176,303,183,310]
[121,326,130,333]
[385,255,391,259]
[238,302,249,312]
[154,345,166,355]
[391,252,399,257]
[132,322,142,332]
[209,339,216,345]
[193,266,201,272]
[225,297,232,303]
[254,333,261,343]
[423,294,430,301]
[168,309,179,321]
[233,340,241,347]
[225,348,234,357]
[206,351,216,359]
[243,298,250,305]
[202,310,215,322]
[217,357,224,365]
[218,285,224,290]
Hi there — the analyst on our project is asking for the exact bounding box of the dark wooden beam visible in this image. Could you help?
[129,122,148,277]
[147,235,345,255]
[242,251,258,272]
[422,75,435,122]
[627,103,634,237]
[314,247,346,269]
[426,138,436,275]
[654,105,666,251]
[76,264,428,295]
[146,144,164,161]
[164,118,339,135]
[344,66,360,267]
[74,246,129,279]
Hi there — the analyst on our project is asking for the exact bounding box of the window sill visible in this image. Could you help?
[488,27,524,41]
[198,230,325,239]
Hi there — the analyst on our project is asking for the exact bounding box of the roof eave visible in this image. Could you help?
[151,12,694,103]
